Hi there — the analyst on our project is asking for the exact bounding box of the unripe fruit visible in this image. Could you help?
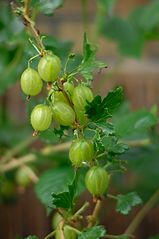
[75,109,88,125]
[69,138,94,167]
[0,181,16,199]
[85,166,110,196]
[63,82,74,99]
[15,167,31,187]
[52,102,75,126]
[50,90,69,104]
[52,213,77,239]
[30,104,52,131]
[20,67,43,96]
[38,54,61,82]
[72,84,93,111]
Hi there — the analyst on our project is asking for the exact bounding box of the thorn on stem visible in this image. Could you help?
[32,130,38,137]
[47,82,53,91]
[26,95,31,101]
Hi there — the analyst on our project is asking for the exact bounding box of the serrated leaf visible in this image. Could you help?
[78,33,107,81]
[93,129,105,155]
[86,87,123,122]
[35,167,85,210]
[35,167,74,209]
[95,121,115,136]
[103,136,129,155]
[78,226,106,239]
[116,192,142,215]
[103,87,124,114]
[86,95,111,122]
[52,172,78,210]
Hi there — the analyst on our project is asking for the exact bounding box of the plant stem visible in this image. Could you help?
[0,154,36,173]
[107,194,118,200]
[88,199,102,227]
[124,189,159,235]
[44,230,56,239]
[59,220,65,239]
[41,141,71,155]
[0,141,71,173]
[124,139,151,147]
[23,0,45,53]
[74,201,90,216]
[65,225,82,235]
[1,136,36,164]
[104,234,134,239]
[22,165,39,183]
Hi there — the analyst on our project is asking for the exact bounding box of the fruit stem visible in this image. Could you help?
[107,194,118,200]
[65,225,82,235]
[87,198,102,227]
[74,201,90,217]
[44,230,56,239]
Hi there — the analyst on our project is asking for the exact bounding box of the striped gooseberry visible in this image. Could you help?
[30,104,52,131]
[69,138,94,167]
[38,53,61,82]
[85,166,110,196]
[20,67,43,96]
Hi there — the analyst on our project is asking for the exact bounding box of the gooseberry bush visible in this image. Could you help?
[2,1,159,239]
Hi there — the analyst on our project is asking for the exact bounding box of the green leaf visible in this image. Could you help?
[103,87,124,114]
[32,0,64,15]
[86,87,123,122]
[35,167,85,210]
[148,236,159,239]
[52,172,78,210]
[116,192,142,215]
[100,16,144,57]
[137,0,159,32]
[114,109,158,138]
[78,226,106,239]
[35,167,74,209]
[103,136,128,156]
[78,33,107,81]
[95,122,115,136]
[93,129,105,155]
[86,95,111,122]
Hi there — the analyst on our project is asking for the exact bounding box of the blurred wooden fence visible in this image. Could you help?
[1,0,159,238]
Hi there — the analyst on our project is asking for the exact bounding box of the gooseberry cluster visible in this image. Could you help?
[20,51,110,199]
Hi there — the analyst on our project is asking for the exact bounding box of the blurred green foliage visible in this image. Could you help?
[97,0,159,57]
[0,3,159,239]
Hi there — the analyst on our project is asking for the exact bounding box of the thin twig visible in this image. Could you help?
[87,199,102,227]
[44,230,56,239]
[22,165,39,183]
[0,154,36,173]
[65,225,81,235]
[23,0,45,52]
[0,142,71,173]
[1,136,35,164]
[74,201,90,217]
